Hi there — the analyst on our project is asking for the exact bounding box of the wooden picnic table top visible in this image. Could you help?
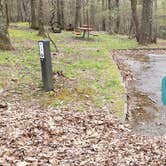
[79,27,93,31]
[82,24,93,28]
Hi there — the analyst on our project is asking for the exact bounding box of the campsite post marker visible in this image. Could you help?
[38,40,53,91]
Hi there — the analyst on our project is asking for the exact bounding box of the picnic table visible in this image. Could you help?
[78,25,93,38]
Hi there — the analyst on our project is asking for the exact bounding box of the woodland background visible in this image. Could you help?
[5,0,166,39]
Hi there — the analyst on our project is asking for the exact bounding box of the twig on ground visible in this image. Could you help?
[46,28,59,52]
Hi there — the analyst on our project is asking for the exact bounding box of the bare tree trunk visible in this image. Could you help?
[82,0,86,25]
[60,0,65,30]
[108,0,114,34]
[0,0,12,50]
[102,0,106,31]
[90,0,95,27]
[86,0,89,25]
[38,0,46,37]
[131,0,140,41]
[22,0,30,22]
[5,0,9,26]
[75,0,81,28]
[17,0,23,22]
[30,0,38,29]
[115,0,120,33]
[153,0,157,43]
[57,0,61,29]
[50,0,61,33]
[139,0,154,45]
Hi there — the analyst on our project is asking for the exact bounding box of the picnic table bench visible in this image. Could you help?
[79,25,93,38]
[73,25,98,38]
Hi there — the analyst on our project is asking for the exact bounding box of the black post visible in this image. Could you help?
[38,40,53,91]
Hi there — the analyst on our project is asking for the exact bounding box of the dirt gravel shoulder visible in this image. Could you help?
[112,49,166,137]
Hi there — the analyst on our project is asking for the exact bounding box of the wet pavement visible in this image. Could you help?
[112,50,166,136]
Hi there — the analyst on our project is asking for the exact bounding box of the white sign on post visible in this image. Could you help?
[39,42,45,59]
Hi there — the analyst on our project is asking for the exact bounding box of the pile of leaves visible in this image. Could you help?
[0,103,166,165]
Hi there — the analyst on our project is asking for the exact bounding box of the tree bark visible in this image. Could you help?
[5,0,9,26]
[50,0,61,33]
[131,0,140,41]
[139,0,154,45]
[0,0,12,50]
[75,0,81,28]
[30,0,38,29]
[38,0,46,37]
[115,0,120,33]
[17,0,23,22]
[90,0,95,27]
[56,0,61,29]
[102,0,106,31]
[60,0,65,30]
[108,0,114,34]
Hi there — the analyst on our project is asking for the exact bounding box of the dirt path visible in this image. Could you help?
[112,49,166,136]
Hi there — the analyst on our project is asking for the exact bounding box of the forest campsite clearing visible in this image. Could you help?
[0,23,166,165]
[0,23,138,115]
[1,0,166,164]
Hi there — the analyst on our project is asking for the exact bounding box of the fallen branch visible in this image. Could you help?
[46,28,59,52]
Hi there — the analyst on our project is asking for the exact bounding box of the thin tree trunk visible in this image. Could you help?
[82,0,86,25]
[57,0,61,29]
[108,0,114,34]
[38,0,46,37]
[102,0,106,31]
[115,0,120,33]
[131,0,140,41]
[60,0,65,30]
[90,0,95,27]
[75,0,81,28]
[5,0,9,26]
[153,0,157,43]
[30,0,38,29]
[17,0,23,22]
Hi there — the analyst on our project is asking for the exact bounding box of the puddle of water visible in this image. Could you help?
[125,53,150,62]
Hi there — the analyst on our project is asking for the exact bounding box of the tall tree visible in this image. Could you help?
[0,0,12,50]
[131,0,140,41]
[5,0,9,26]
[17,0,23,22]
[108,0,114,34]
[115,0,120,33]
[56,0,61,29]
[90,0,95,26]
[50,0,61,33]
[30,0,38,29]
[75,0,81,28]
[102,0,106,31]
[60,0,65,30]
[139,0,154,44]
[38,0,46,37]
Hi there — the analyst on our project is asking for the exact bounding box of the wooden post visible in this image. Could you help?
[38,40,53,91]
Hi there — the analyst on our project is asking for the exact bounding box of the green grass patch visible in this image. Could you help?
[0,23,138,116]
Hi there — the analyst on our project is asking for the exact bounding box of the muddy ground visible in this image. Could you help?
[112,49,166,136]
